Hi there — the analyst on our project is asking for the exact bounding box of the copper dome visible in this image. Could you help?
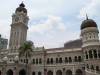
[81,19,97,30]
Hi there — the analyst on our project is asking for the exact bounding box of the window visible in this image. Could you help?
[93,50,97,58]
[47,58,50,64]
[96,66,99,71]
[85,51,88,59]
[89,50,93,59]
[87,64,89,69]
[69,57,72,63]
[65,57,68,63]
[98,51,100,58]
[36,58,38,64]
[33,59,35,64]
[56,58,58,63]
[91,65,94,70]
[78,56,82,62]
[51,58,53,64]
[74,56,77,62]
[59,58,62,63]
[39,58,42,64]
[38,72,41,75]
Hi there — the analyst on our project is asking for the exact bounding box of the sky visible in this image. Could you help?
[0,0,100,49]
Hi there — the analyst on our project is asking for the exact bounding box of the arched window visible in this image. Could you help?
[32,72,35,75]
[78,56,82,62]
[56,58,58,63]
[7,69,13,75]
[47,58,50,64]
[85,51,88,59]
[47,70,53,75]
[19,69,26,75]
[96,66,99,71]
[66,70,72,75]
[56,70,62,75]
[93,50,97,58]
[38,72,41,75]
[89,50,93,58]
[69,57,72,63]
[36,58,38,64]
[65,57,68,63]
[59,58,62,63]
[24,59,26,63]
[39,58,42,64]
[75,69,83,75]
[91,65,94,70]
[26,59,28,63]
[87,64,89,69]
[0,71,1,75]
[74,56,78,62]
[51,58,53,64]
[33,59,35,64]
[98,51,100,58]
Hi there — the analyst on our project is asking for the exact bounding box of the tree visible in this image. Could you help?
[19,41,33,57]
[19,41,33,75]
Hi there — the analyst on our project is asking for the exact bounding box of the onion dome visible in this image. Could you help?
[16,2,27,13]
[81,15,97,30]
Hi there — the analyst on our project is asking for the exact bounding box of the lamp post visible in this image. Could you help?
[14,56,19,75]
[3,56,8,75]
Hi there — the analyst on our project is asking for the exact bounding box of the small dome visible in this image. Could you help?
[81,19,97,30]
[16,2,27,13]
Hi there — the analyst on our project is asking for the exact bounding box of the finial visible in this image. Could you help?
[86,13,88,20]
[20,1,25,7]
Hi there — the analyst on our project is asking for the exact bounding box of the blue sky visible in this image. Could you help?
[0,0,100,48]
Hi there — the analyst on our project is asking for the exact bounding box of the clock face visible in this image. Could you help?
[15,17,19,22]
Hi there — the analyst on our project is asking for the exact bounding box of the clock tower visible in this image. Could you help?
[9,2,29,51]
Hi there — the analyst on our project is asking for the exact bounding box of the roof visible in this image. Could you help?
[81,19,97,30]
[64,39,82,49]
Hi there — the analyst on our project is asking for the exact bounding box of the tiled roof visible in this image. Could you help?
[64,39,82,49]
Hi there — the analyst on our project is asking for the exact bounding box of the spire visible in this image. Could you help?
[20,1,25,7]
[86,13,88,20]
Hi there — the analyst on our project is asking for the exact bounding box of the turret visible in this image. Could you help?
[9,2,29,50]
[81,16,100,74]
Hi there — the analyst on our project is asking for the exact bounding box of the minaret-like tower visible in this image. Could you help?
[81,16,100,74]
[9,2,29,50]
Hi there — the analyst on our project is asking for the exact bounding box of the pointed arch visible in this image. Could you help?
[75,69,83,75]
[19,69,26,75]
[47,70,53,75]
[66,70,72,75]
[56,70,62,75]
[7,69,13,75]
[32,71,35,75]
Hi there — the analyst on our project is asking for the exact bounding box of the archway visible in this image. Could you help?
[66,70,72,75]
[56,70,62,75]
[32,71,35,75]
[0,71,1,75]
[47,70,53,75]
[7,69,13,75]
[19,69,26,75]
[75,69,83,75]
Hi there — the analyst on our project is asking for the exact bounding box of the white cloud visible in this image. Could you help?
[78,0,100,19]
[0,19,10,39]
[29,15,66,34]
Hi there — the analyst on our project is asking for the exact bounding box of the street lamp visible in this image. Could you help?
[3,56,8,75]
[14,56,19,75]
[14,56,19,63]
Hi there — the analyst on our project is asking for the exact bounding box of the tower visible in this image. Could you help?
[9,2,29,50]
[81,17,100,74]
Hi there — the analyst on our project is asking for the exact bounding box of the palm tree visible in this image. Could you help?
[19,41,33,75]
